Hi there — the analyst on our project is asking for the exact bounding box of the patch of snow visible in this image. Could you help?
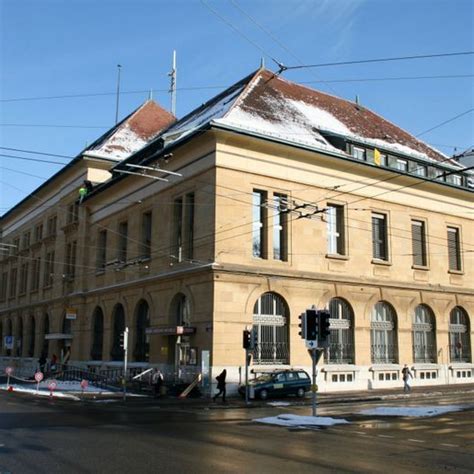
[267,401,291,407]
[162,86,244,145]
[288,99,351,136]
[254,414,349,427]
[91,124,148,161]
[0,385,80,400]
[359,405,465,418]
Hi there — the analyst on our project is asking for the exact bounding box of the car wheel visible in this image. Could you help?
[296,387,305,398]
[259,389,268,400]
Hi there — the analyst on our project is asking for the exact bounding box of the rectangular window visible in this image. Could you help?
[19,262,28,294]
[447,227,462,271]
[184,193,195,260]
[448,174,462,186]
[273,193,288,261]
[172,194,195,262]
[372,213,388,261]
[22,232,31,250]
[352,146,366,161]
[252,190,267,258]
[30,257,41,291]
[327,204,345,255]
[118,222,128,263]
[9,267,17,298]
[396,159,408,172]
[0,272,7,301]
[67,203,79,224]
[97,230,107,270]
[44,251,55,287]
[172,198,183,262]
[141,212,152,259]
[65,241,77,280]
[13,238,20,256]
[47,215,57,236]
[411,220,427,267]
[414,165,427,177]
[34,224,43,242]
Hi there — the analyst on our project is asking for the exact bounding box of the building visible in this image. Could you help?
[1,68,473,393]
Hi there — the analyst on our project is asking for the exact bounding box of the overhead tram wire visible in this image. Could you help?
[0,146,75,159]
[227,0,339,95]
[416,108,474,137]
[1,75,473,104]
[0,123,109,129]
[0,153,70,166]
[277,51,474,73]
[200,0,282,69]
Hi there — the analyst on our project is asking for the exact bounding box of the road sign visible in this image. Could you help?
[5,366,13,375]
[80,379,89,390]
[34,372,44,382]
[48,381,57,391]
[305,339,317,349]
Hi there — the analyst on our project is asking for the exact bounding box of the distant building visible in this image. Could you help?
[1,69,472,393]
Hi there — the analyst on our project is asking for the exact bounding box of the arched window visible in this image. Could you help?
[449,307,471,363]
[16,318,23,357]
[110,304,125,361]
[42,314,49,357]
[134,300,150,362]
[371,302,398,363]
[326,298,354,364]
[90,307,104,361]
[28,316,35,357]
[412,305,436,363]
[252,292,289,365]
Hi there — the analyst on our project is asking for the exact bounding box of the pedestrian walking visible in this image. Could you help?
[402,364,412,393]
[151,369,164,397]
[38,354,47,373]
[213,369,227,403]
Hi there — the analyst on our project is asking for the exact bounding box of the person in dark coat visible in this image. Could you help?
[213,369,227,403]
[38,354,47,373]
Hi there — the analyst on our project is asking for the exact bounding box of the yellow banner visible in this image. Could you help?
[374,148,381,166]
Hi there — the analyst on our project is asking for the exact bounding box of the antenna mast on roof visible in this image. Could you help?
[115,64,122,124]
[168,50,177,116]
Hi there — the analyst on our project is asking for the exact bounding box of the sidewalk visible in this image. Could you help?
[95,383,474,409]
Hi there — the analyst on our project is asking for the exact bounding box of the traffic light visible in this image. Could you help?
[318,309,331,341]
[298,313,307,339]
[306,309,318,341]
[243,329,251,349]
[120,328,129,350]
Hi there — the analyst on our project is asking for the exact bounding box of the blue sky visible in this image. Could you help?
[1,0,473,215]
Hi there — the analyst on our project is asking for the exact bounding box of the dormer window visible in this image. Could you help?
[396,159,408,172]
[352,146,366,161]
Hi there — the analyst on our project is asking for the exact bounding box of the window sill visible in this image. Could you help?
[412,265,429,271]
[95,270,105,276]
[448,269,464,275]
[371,259,392,266]
[326,253,349,261]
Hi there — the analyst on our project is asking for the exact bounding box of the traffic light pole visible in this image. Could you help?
[245,348,249,405]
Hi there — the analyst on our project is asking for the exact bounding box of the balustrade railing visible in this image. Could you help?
[371,344,398,364]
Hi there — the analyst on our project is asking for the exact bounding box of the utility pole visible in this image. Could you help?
[168,50,177,116]
[115,64,122,124]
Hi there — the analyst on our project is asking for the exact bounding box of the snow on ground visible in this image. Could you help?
[359,405,465,418]
[267,401,291,407]
[254,414,349,427]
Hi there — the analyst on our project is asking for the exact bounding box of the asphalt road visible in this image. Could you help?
[0,391,472,473]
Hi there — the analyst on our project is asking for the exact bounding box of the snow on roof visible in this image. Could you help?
[159,69,459,168]
[87,100,175,161]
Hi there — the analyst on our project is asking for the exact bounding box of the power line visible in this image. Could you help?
[1,74,472,104]
[200,0,280,65]
[416,108,474,137]
[0,146,75,159]
[0,153,69,166]
[0,123,109,129]
[280,51,474,72]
